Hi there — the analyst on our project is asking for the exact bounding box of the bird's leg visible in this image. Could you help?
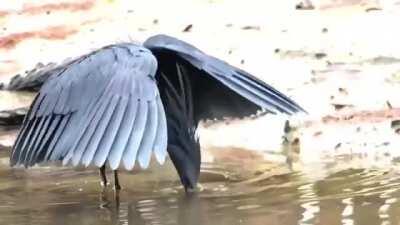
[114,189,120,209]
[99,165,108,187]
[114,170,121,190]
[99,186,110,208]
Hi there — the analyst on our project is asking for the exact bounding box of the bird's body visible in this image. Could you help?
[10,35,305,191]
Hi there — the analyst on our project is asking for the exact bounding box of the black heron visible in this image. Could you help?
[10,34,305,191]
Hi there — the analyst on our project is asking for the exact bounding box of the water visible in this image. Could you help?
[1,149,400,225]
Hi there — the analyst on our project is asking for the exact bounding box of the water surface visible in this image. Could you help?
[1,149,400,225]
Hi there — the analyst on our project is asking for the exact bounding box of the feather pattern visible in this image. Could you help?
[144,34,306,116]
[137,99,158,169]
[10,44,168,170]
[121,100,148,170]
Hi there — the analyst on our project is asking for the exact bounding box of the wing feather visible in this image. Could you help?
[10,44,168,170]
[26,116,51,166]
[17,118,40,164]
[216,75,278,113]
[32,115,62,164]
[144,34,306,116]
[122,100,148,170]
[152,98,168,164]
[47,114,71,160]
[21,117,45,166]
[91,96,127,167]
[137,99,158,169]
[10,119,34,165]
[107,95,138,170]
[67,94,118,166]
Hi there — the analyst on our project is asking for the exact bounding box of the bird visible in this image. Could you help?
[10,34,305,192]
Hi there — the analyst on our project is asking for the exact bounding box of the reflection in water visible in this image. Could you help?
[1,149,400,225]
[341,198,354,225]
[100,192,204,225]
[298,183,319,225]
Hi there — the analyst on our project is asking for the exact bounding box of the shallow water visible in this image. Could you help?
[1,150,400,225]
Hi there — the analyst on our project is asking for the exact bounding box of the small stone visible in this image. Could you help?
[365,7,382,12]
[338,87,348,95]
[182,24,193,32]
[391,120,400,129]
[386,101,392,109]
[313,131,322,137]
[295,1,314,10]
[241,26,260,31]
[314,52,327,59]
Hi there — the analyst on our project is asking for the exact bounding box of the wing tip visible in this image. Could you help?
[122,157,135,171]
[109,160,120,171]
[284,105,308,116]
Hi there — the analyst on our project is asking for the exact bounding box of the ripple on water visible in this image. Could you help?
[1,151,400,225]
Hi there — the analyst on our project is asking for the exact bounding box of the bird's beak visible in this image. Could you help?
[167,145,201,192]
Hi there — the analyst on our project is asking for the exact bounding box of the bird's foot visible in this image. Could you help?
[99,188,111,208]
[184,183,203,194]
[114,183,122,191]
[100,181,110,188]
[113,170,121,191]
[114,189,120,209]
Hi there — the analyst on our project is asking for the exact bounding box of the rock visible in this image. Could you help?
[241,26,261,31]
[391,120,400,134]
[365,7,382,12]
[182,24,193,32]
[295,0,314,10]
[314,52,327,59]
[313,131,323,137]
[332,103,353,111]
[338,87,348,95]
[386,101,393,109]
[0,107,28,126]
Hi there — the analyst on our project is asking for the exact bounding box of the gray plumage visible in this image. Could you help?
[11,44,164,170]
[10,34,305,190]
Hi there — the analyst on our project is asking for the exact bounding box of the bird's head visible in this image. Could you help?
[167,124,201,192]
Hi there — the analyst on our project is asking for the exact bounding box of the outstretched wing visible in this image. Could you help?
[144,34,305,122]
[144,35,305,190]
[10,44,168,170]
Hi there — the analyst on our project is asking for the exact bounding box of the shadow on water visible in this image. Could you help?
[1,147,400,225]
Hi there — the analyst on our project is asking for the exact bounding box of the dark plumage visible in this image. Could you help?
[10,34,305,191]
